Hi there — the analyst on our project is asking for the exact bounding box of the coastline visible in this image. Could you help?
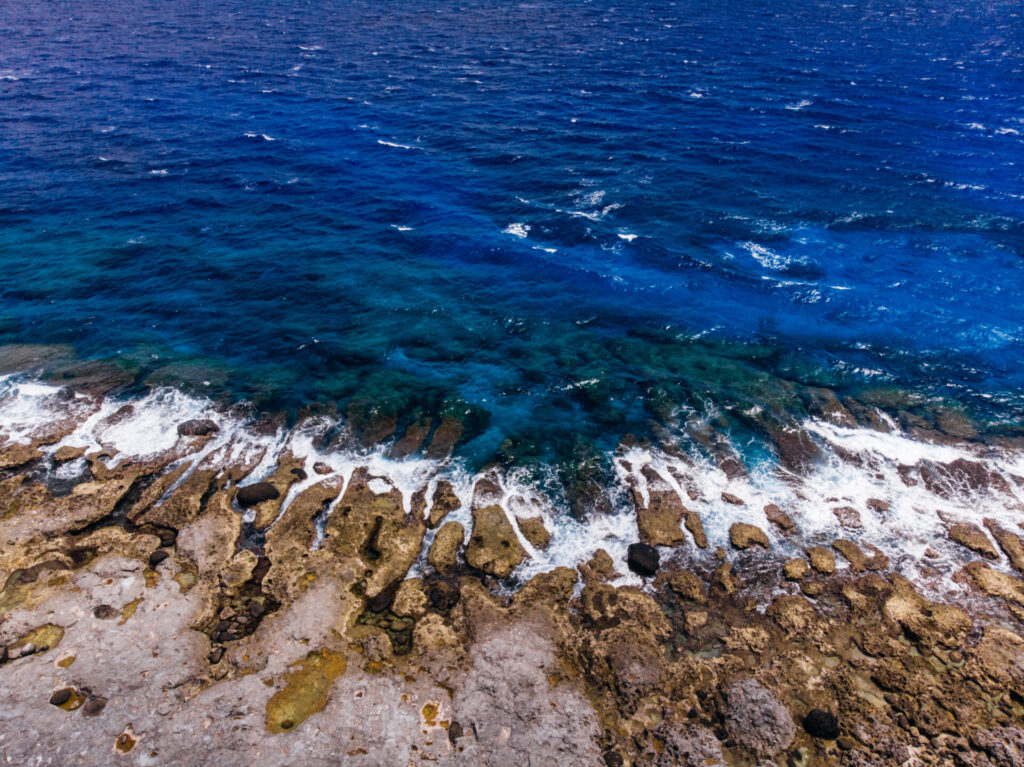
[1,351,1024,764]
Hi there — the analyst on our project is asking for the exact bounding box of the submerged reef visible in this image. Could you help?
[1,348,1024,765]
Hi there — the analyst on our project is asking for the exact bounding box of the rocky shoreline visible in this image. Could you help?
[1,373,1024,765]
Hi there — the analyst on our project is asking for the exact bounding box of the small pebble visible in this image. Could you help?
[148,550,169,567]
[49,688,72,707]
[19,643,36,657]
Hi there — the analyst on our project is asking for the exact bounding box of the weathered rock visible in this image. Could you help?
[712,561,741,594]
[669,570,707,603]
[867,498,890,512]
[626,542,659,577]
[684,510,708,548]
[632,468,687,546]
[721,491,745,506]
[833,539,867,571]
[763,503,795,533]
[965,561,1024,609]
[783,559,808,581]
[516,515,551,550]
[832,505,863,530]
[650,723,725,766]
[724,678,795,757]
[427,480,460,527]
[465,506,527,578]
[807,546,836,575]
[729,522,769,550]
[803,709,840,739]
[985,518,1024,573]
[428,521,464,573]
[883,575,972,649]
[947,522,999,560]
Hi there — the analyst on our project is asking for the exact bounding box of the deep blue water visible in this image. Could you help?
[1,0,1023,463]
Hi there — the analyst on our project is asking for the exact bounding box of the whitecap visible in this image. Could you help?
[502,222,530,238]
[377,139,416,150]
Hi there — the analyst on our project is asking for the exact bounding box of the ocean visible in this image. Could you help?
[1,0,1023,580]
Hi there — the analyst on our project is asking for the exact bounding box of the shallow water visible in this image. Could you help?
[1,0,1023,467]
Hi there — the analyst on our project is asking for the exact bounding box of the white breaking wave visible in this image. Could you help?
[0,374,1022,601]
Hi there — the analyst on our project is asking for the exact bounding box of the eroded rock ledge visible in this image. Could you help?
[1,428,1024,766]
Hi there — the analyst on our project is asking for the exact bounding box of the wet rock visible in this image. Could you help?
[579,549,615,583]
[465,506,527,578]
[313,461,332,475]
[867,498,890,512]
[633,468,687,546]
[53,444,87,463]
[724,678,795,757]
[833,539,867,571]
[721,491,745,505]
[626,542,659,577]
[807,547,836,575]
[965,561,1024,609]
[669,570,707,603]
[832,506,863,530]
[920,458,1010,499]
[176,419,218,437]
[516,515,551,550]
[783,559,808,581]
[947,522,999,560]
[427,480,461,527]
[684,510,708,548]
[764,503,795,533]
[428,521,464,572]
[985,518,1024,573]
[235,482,280,508]
[730,522,769,550]
[803,709,840,740]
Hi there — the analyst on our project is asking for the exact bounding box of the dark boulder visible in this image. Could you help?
[803,709,840,740]
[236,482,280,508]
[627,542,660,577]
[148,549,169,567]
[177,419,219,437]
[49,688,72,707]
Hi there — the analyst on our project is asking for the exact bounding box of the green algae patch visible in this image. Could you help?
[119,597,143,624]
[266,650,347,734]
[11,624,64,656]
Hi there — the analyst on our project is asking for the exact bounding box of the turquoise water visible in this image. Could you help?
[1,0,1023,468]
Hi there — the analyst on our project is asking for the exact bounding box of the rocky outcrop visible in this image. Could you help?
[465,506,527,578]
